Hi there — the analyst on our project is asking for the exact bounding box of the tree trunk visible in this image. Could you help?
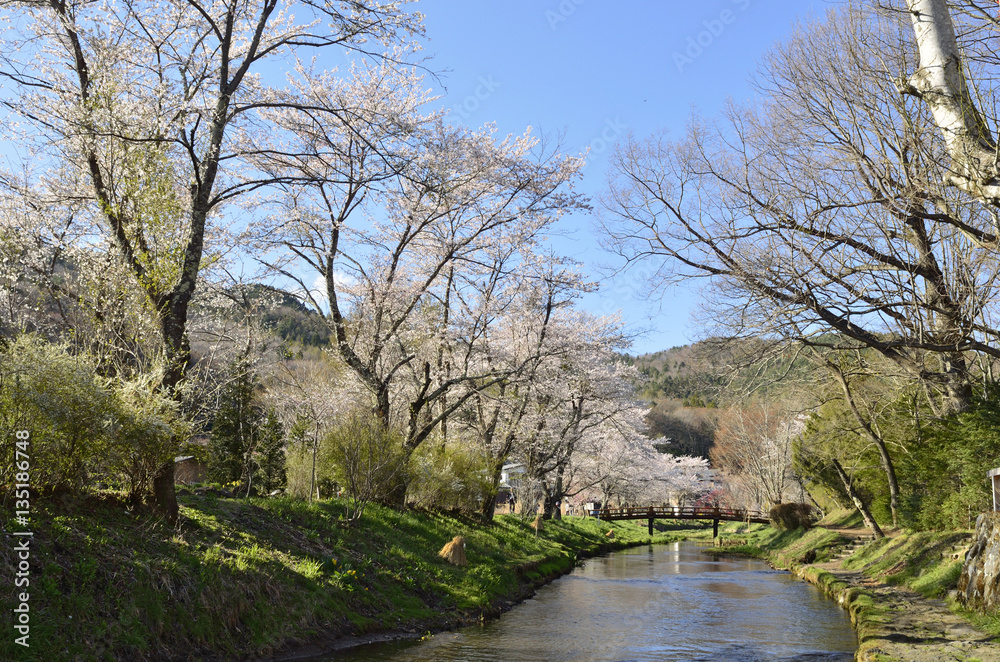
[151,316,193,525]
[553,470,564,521]
[903,0,1000,203]
[151,461,179,524]
[872,438,900,530]
[541,479,557,520]
[831,458,884,539]
[480,460,506,521]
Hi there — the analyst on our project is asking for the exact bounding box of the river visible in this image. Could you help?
[326,541,857,661]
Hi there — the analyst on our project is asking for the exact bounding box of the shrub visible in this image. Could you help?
[323,413,406,522]
[770,502,815,530]
[407,441,493,513]
[908,384,1000,530]
[0,335,114,491]
[285,417,338,500]
[0,335,184,498]
[103,371,187,502]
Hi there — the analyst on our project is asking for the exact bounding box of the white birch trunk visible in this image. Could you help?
[904,0,1000,203]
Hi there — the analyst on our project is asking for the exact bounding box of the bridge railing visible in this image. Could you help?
[586,505,769,522]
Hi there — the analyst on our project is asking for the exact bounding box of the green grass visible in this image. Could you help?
[953,604,1000,639]
[841,530,969,599]
[0,490,695,661]
[818,509,864,528]
[711,509,983,660]
[704,518,850,566]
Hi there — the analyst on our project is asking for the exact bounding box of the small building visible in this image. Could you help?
[174,455,207,484]
[500,463,526,489]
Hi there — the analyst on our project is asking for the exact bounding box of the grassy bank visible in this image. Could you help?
[1,489,697,661]
[714,512,993,661]
[714,514,969,599]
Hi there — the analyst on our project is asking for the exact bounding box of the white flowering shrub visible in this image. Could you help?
[0,335,185,497]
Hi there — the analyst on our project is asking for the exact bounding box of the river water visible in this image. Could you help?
[329,541,857,662]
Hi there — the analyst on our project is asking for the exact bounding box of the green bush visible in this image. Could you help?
[769,502,815,530]
[322,413,406,521]
[0,335,184,497]
[285,417,339,500]
[407,441,493,512]
[0,335,114,491]
[906,384,1000,530]
[103,371,187,501]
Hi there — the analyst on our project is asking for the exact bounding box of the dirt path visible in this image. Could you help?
[812,527,1000,662]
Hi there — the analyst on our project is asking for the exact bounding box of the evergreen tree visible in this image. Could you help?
[208,372,285,496]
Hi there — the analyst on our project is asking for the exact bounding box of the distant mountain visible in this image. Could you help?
[212,284,333,348]
[622,343,725,405]
[257,290,332,348]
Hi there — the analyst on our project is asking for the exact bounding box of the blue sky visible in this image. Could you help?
[415,0,825,354]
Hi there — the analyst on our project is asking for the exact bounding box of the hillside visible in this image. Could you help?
[627,338,822,405]
[625,338,823,459]
[623,343,723,405]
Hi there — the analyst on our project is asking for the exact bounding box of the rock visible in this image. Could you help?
[958,512,1000,610]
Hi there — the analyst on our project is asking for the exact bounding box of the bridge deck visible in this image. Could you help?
[588,505,770,525]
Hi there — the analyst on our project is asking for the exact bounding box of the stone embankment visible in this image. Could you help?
[798,526,1000,662]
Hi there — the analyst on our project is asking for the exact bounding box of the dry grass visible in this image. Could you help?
[438,535,468,566]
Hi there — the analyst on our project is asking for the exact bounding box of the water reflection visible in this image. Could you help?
[322,541,856,662]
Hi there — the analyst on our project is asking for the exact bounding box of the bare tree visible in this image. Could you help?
[711,404,800,510]
[600,4,1000,416]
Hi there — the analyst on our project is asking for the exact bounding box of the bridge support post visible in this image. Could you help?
[648,517,653,536]
[713,519,719,538]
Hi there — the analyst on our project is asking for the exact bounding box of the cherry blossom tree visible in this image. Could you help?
[572,429,709,509]
[0,0,424,519]
[461,256,596,518]
[516,321,638,519]
[245,68,586,504]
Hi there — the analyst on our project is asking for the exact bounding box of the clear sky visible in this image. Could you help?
[415,0,826,355]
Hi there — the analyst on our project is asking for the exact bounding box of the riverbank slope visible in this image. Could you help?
[0,490,692,661]
[717,513,1000,661]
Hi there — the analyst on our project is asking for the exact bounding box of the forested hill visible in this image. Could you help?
[622,344,723,406]
[624,339,820,407]
[623,339,820,460]
[247,285,332,348]
[620,343,721,460]
[199,284,333,348]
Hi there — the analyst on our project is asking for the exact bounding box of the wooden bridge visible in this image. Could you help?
[587,505,771,537]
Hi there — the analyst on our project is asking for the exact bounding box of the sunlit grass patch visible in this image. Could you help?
[843,530,970,598]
